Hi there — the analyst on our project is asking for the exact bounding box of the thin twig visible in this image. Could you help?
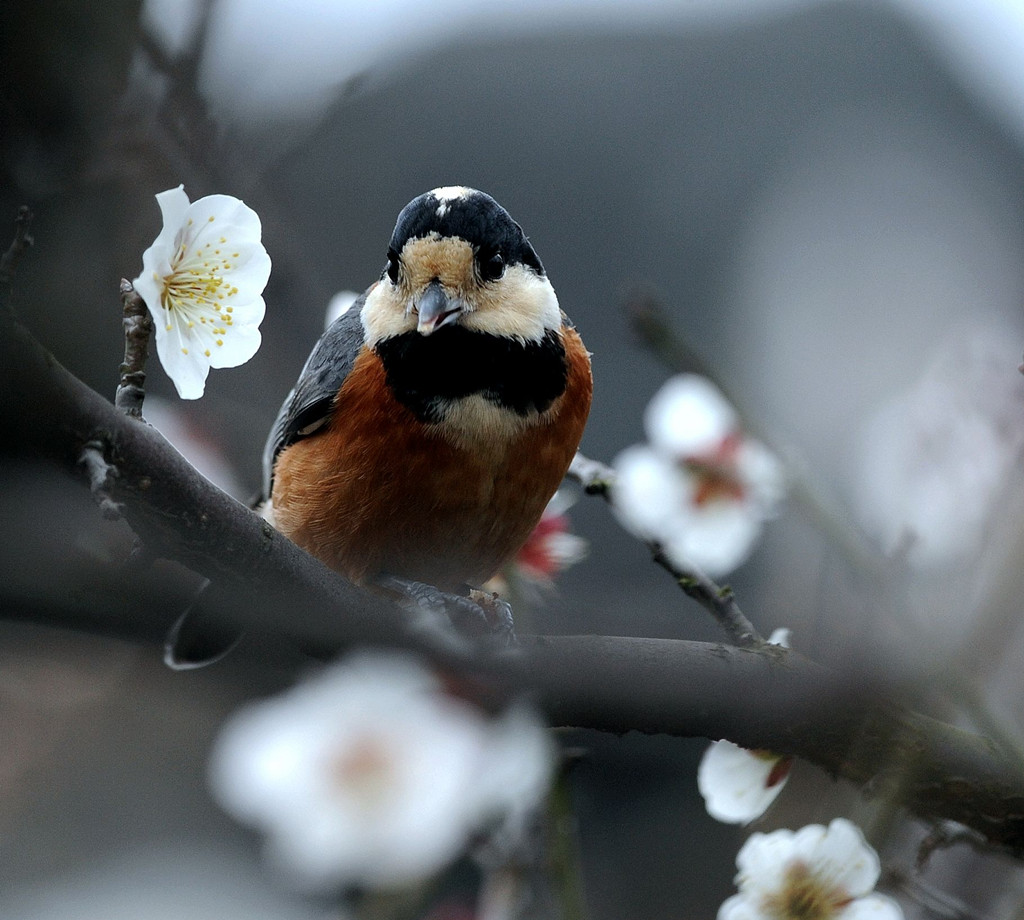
[627,289,1024,768]
[650,546,764,648]
[568,451,765,647]
[0,206,34,314]
[114,279,153,418]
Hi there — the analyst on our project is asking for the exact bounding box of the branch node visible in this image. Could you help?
[115,279,154,418]
[79,438,123,520]
[567,452,616,496]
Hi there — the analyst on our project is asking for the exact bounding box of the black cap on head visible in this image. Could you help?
[389,187,545,275]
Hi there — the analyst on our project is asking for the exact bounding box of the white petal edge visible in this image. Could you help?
[802,818,880,898]
[645,374,737,457]
[717,893,764,920]
[841,894,905,920]
[698,741,787,824]
[611,444,688,539]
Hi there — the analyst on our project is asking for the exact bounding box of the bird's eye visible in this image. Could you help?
[479,250,505,282]
[385,249,400,284]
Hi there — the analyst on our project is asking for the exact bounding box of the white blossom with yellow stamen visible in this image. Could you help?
[133,185,271,399]
[719,819,903,920]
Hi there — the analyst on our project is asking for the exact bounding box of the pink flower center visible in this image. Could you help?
[517,513,568,577]
[330,735,395,806]
[683,432,747,506]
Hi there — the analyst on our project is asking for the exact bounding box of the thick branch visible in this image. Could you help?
[4,295,1024,857]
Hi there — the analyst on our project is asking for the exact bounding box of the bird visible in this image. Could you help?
[167,186,590,665]
[262,186,592,607]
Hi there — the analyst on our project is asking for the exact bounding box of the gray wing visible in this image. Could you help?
[261,293,369,499]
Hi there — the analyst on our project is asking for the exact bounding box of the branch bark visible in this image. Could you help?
[4,289,1024,859]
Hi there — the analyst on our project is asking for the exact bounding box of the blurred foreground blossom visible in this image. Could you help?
[209,652,554,891]
[133,185,271,399]
[613,375,785,577]
[699,628,793,824]
[853,330,1024,568]
[719,818,902,920]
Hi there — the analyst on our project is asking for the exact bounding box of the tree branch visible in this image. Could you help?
[4,279,1024,859]
[114,279,154,418]
[567,452,764,647]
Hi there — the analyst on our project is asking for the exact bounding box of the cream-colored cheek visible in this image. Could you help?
[361,283,415,346]
[460,268,561,341]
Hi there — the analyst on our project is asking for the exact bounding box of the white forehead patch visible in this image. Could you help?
[432,185,472,217]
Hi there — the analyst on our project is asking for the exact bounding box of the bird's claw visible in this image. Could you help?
[378,577,516,644]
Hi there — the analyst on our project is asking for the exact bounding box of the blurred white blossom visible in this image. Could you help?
[209,652,554,891]
[613,375,785,577]
[719,818,902,920]
[699,629,793,824]
[324,289,360,329]
[853,331,1024,567]
[133,185,270,399]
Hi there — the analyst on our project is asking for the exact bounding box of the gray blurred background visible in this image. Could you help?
[4,1,1024,917]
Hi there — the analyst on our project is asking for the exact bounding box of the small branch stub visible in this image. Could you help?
[115,279,154,418]
[78,439,123,520]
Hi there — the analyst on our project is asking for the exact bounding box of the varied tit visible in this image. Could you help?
[261,186,592,600]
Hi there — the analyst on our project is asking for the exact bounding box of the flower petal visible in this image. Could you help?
[612,444,688,539]
[698,741,789,824]
[735,828,797,892]
[841,894,904,920]
[152,325,212,399]
[802,818,880,898]
[645,374,737,457]
[662,498,762,577]
[717,893,764,920]
[206,309,264,369]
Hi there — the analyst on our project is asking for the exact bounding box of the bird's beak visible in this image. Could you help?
[415,281,463,335]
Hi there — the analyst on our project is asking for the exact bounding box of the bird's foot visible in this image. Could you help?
[377,577,516,644]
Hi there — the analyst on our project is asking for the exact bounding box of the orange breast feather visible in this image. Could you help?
[270,329,591,590]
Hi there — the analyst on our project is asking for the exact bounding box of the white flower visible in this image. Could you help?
[698,629,793,824]
[853,330,1024,568]
[613,375,785,577]
[209,652,554,891]
[133,185,271,399]
[719,818,903,920]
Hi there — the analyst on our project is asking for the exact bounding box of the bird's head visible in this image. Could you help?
[361,187,561,346]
